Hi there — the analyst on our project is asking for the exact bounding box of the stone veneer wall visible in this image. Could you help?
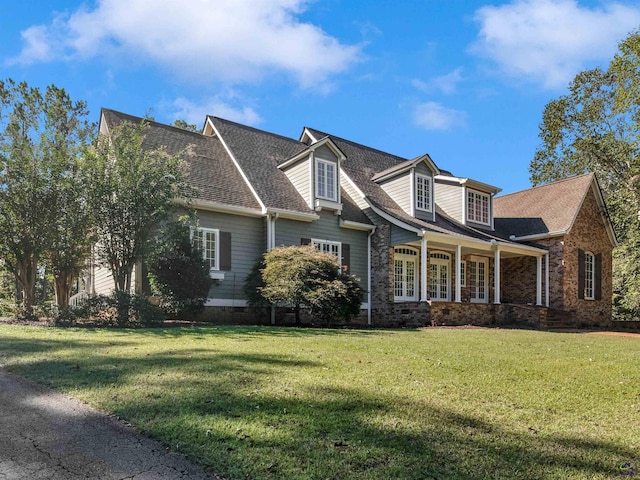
[369,225,430,327]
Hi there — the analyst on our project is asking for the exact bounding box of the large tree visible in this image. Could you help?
[85,119,191,294]
[530,29,640,318]
[0,79,93,316]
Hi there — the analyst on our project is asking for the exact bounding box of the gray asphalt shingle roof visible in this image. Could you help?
[102,109,261,210]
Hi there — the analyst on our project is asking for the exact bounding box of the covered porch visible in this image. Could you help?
[391,231,549,322]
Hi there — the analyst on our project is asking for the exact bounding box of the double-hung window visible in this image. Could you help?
[312,238,341,261]
[467,189,490,225]
[193,227,219,271]
[415,174,432,212]
[316,159,337,201]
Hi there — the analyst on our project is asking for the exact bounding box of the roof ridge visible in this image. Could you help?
[305,126,410,163]
[210,116,304,146]
[496,172,593,199]
[102,108,204,137]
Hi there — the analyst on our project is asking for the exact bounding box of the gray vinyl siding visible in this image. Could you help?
[275,211,369,286]
[380,174,411,215]
[314,144,338,162]
[196,209,265,302]
[414,164,434,222]
[435,180,463,222]
[282,156,312,208]
[391,224,420,246]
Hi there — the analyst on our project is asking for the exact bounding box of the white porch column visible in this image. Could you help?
[545,253,550,307]
[455,245,462,303]
[494,248,501,304]
[536,256,543,306]
[420,235,428,301]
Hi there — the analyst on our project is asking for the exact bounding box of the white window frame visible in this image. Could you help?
[394,247,419,302]
[468,256,489,303]
[584,251,595,300]
[311,238,341,263]
[467,189,490,226]
[315,158,338,202]
[415,174,432,212]
[460,261,466,287]
[428,251,451,301]
[192,227,220,271]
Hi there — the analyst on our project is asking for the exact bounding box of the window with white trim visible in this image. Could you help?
[415,174,432,212]
[312,238,341,262]
[394,247,418,301]
[192,227,219,270]
[460,261,466,287]
[584,251,595,300]
[316,158,337,201]
[467,189,490,225]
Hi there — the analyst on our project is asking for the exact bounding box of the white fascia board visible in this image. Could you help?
[435,175,501,194]
[175,198,263,217]
[300,128,319,144]
[509,230,567,242]
[204,298,248,307]
[210,122,267,213]
[368,203,422,234]
[266,208,319,222]
[421,230,548,256]
[339,219,376,231]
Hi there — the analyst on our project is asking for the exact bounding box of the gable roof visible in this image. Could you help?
[493,172,616,245]
[101,109,262,212]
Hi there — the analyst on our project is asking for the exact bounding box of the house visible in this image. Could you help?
[493,173,616,326]
[90,108,616,328]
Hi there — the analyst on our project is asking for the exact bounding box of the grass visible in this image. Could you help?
[0,325,638,479]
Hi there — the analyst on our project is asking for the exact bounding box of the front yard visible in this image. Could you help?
[0,325,638,479]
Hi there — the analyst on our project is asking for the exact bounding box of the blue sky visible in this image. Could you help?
[2,0,639,194]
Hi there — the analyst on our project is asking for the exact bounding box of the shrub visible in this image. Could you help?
[246,245,364,325]
[148,222,212,317]
[71,292,164,328]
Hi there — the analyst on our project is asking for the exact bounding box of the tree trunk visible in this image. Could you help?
[54,270,74,309]
[15,255,38,319]
[295,304,301,326]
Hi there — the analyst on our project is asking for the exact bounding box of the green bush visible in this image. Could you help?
[70,292,164,328]
[246,245,364,326]
[148,222,212,317]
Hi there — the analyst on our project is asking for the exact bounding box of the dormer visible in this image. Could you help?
[278,137,345,214]
[372,154,439,222]
[434,172,501,230]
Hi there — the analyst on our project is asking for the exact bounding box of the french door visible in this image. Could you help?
[428,252,450,301]
[469,257,488,303]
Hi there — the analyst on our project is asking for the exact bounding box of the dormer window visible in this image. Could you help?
[415,174,432,212]
[467,189,490,225]
[316,158,337,201]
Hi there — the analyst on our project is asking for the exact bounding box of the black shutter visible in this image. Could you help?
[594,253,602,300]
[220,232,232,271]
[577,248,585,299]
[342,243,350,274]
[301,238,311,246]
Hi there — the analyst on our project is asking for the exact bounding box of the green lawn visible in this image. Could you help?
[0,325,638,479]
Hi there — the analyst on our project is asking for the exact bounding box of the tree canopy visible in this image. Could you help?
[530,29,640,318]
[85,119,192,295]
[0,79,94,316]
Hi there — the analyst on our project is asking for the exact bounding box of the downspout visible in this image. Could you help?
[367,227,376,326]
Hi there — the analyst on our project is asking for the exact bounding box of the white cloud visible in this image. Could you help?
[471,0,640,89]
[8,0,361,89]
[413,102,466,131]
[412,67,464,95]
[169,96,262,127]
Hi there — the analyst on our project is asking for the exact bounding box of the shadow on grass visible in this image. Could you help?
[0,329,633,480]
